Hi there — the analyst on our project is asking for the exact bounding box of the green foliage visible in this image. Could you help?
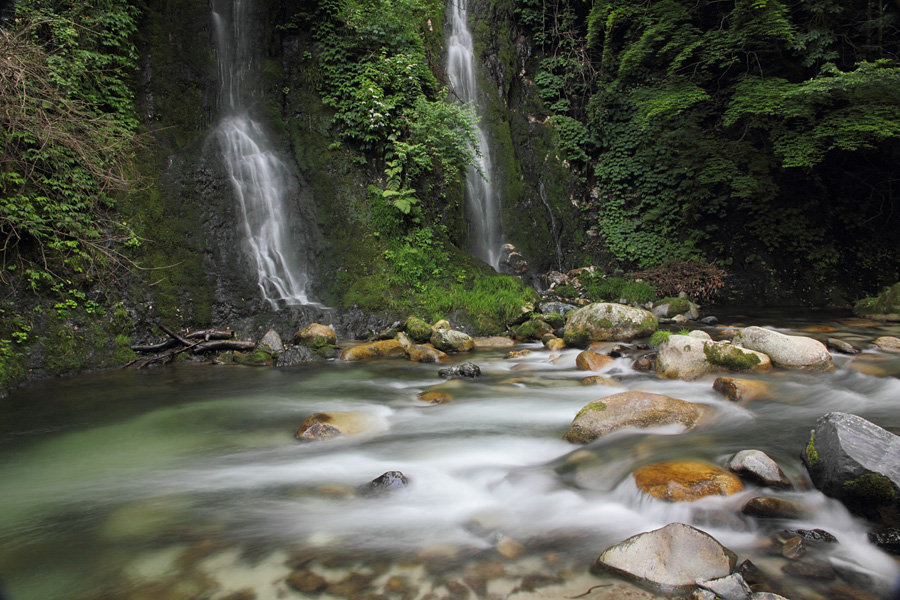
[577,273,657,304]
[0,1,140,288]
[649,329,672,348]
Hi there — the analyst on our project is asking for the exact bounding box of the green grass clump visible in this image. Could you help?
[649,329,673,348]
[578,273,657,304]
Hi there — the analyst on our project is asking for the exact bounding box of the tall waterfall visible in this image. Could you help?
[446,0,503,269]
[212,0,314,308]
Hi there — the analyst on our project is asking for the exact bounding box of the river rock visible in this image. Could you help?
[506,349,532,359]
[827,338,860,354]
[727,450,792,489]
[696,573,752,600]
[593,523,737,595]
[296,412,372,440]
[358,471,409,497]
[802,412,900,523]
[741,497,807,519]
[431,329,475,353]
[734,326,834,371]
[868,527,900,555]
[632,461,744,502]
[563,391,713,444]
[563,303,657,347]
[853,282,900,321]
[473,336,516,348]
[873,336,900,352]
[575,350,614,371]
[406,343,450,363]
[432,319,450,331]
[438,362,481,379]
[418,390,453,404]
[275,346,319,366]
[257,328,284,354]
[581,375,618,386]
[339,339,405,361]
[540,301,577,317]
[294,323,337,347]
[713,377,771,403]
[657,335,771,380]
[404,316,433,343]
[514,317,554,341]
[545,337,566,351]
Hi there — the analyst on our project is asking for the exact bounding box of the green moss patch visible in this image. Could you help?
[704,343,762,371]
[843,472,897,503]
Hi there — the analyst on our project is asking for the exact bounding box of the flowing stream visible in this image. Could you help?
[2,309,900,599]
[446,0,503,270]
[212,0,314,308]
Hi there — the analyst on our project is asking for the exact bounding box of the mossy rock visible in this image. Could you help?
[233,349,274,366]
[853,282,900,322]
[658,297,691,317]
[542,312,566,330]
[563,303,657,347]
[295,323,338,348]
[514,318,554,341]
[404,316,433,343]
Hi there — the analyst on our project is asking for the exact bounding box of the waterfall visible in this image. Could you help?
[211,0,315,308]
[446,0,503,270]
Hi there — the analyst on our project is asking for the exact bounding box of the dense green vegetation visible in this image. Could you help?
[518,0,900,298]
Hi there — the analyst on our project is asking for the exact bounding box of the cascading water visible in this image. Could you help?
[212,0,314,308]
[446,0,503,269]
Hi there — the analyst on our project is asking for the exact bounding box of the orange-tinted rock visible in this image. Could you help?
[633,461,744,502]
[713,377,771,403]
[576,350,614,371]
[418,391,453,404]
[406,344,450,363]
[545,338,566,351]
[339,339,405,361]
[294,323,337,346]
[581,375,618,386]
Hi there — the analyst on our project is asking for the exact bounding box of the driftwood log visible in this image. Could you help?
[126,324,258,369]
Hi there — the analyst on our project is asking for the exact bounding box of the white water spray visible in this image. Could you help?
[212,0,315,308]
[446,0,503,269]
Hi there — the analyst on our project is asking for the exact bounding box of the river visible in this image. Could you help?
[1,308,899,599]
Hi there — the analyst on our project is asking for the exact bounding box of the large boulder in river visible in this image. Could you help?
[593,523,737,596]
[404,316,433,343]
[563,391,713,444]
[340,339,405,361]
[802,412,900,524]
[633,461,744,502]
[430,329,474,353]
[657,334,771,380]
[734,326,834,371]
[563,303,657,347]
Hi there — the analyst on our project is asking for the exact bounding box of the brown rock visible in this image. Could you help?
[296,412,373,440]
[545,338,566,351]
[741,497,807,519]
[632,357,653,371]
[496,536,526,559]
[326,572,374,598]
[340,339,405,361]
[286,570,328,593]
[418,391,453,404]
[576,350,615,371]
[294,323,337,346]
[506,349,533,359]
[473,336,516,348]
[874,336,900,351]
[713,377,770,403]
[406,344,450,363]
[782,536,806,559]
[633,461,744,502]
[581,375,618,386]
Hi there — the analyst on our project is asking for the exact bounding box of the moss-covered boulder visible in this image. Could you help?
[294,323,337,348]
[430,329,474,353]
[853,283,900,322]
[563,391,713,444]
[563,303,657,347]
[542,312,566,330]
[653,297,692,318]
[404,316,433,343]
[735,326,833,371]
[514,317,554,341]
[656,334,771,380]
[633,461,744,502]
[230,348,274,366]
[802,412,900,524]
[339,339,405,361]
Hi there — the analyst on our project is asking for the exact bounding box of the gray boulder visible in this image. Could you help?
[438,362,481,379]
[430,329,475,353]
[696,573,752,600]
[727,449,792,489]
[802,412,900,523]
[563,391,713,444]
[593,523,737,596]
[734,326,834,371]
[563,302,657,347]
[258,328,284,354]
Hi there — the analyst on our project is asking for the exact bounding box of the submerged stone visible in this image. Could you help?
[358,470,409,497]
[295,411,373,441]
[632,461,744,502]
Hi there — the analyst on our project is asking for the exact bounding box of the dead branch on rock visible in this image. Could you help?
[126,324,255,369]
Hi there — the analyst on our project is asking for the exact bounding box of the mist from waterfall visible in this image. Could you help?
[446,0,503,270]
[212,0,314,308]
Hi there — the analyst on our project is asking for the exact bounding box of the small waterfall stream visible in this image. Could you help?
[446,0,503,269]
[212,0,314,308]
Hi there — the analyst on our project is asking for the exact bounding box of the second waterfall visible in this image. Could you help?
[446,0,504,270]
[212,0,315,308]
